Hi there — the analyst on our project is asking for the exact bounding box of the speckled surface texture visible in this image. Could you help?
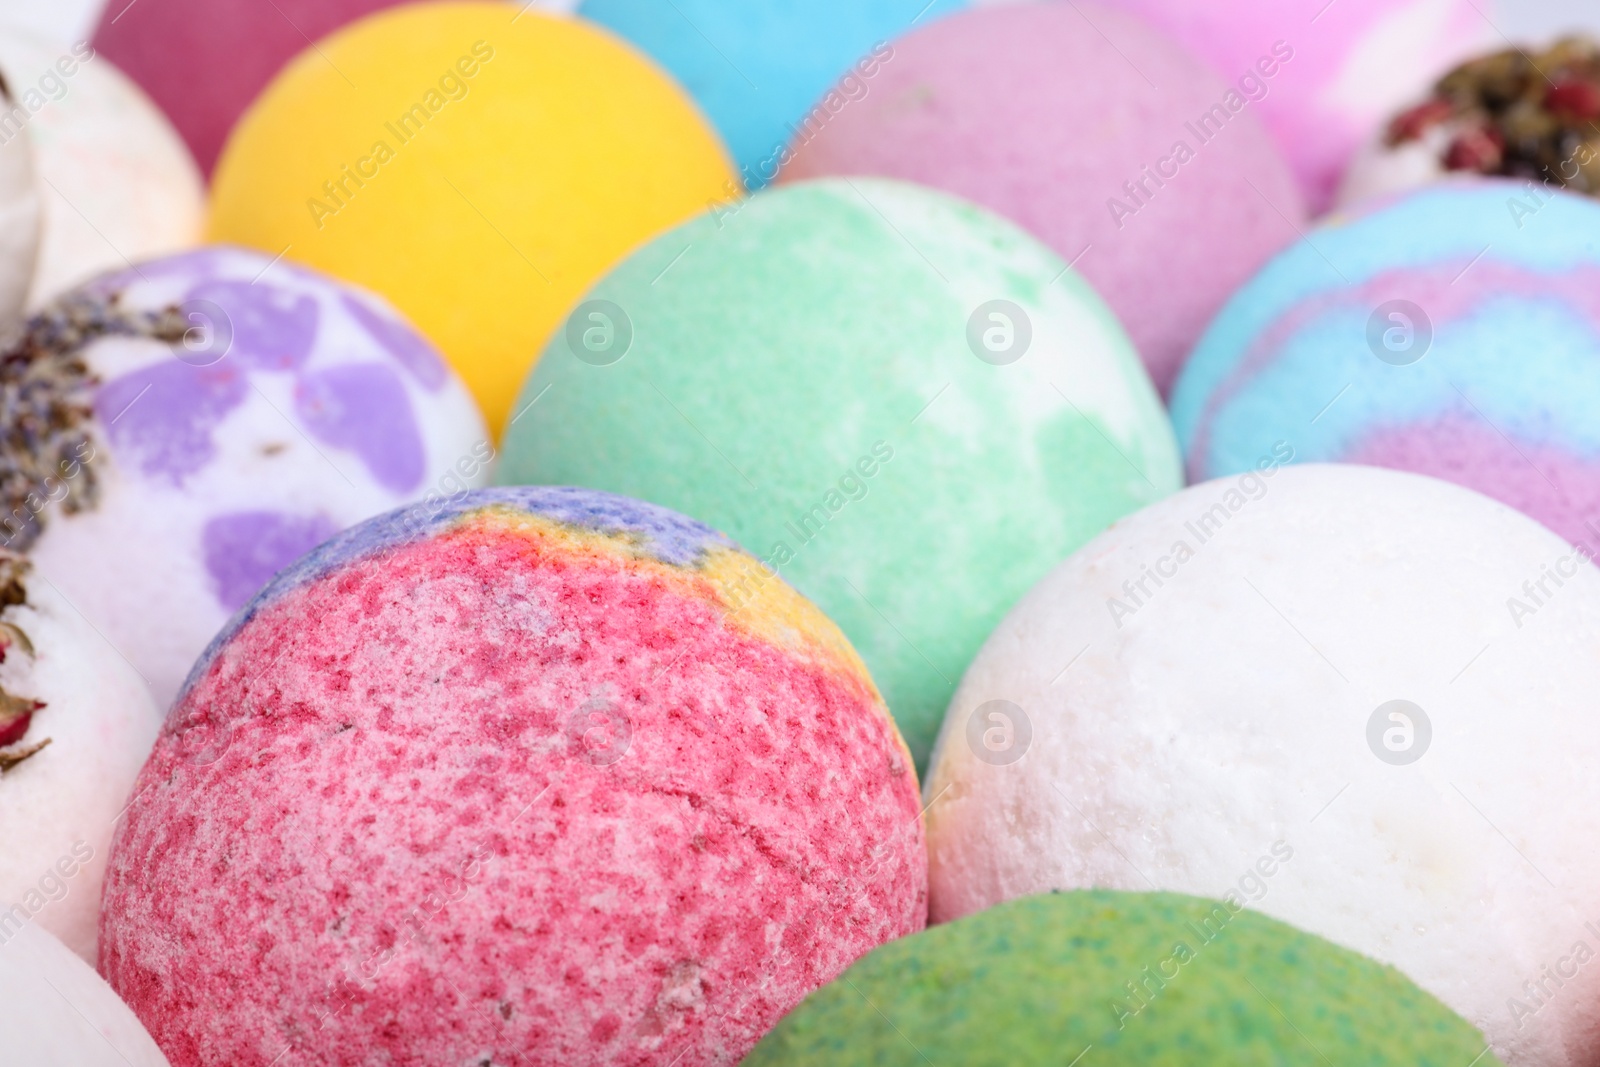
[99,487,925,1067]
[744,890,1498,1065]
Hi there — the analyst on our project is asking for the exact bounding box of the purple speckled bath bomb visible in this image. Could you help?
[780,1,1305,395]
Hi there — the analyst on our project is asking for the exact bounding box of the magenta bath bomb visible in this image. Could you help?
[9,246,487,708]
[99,488,926,1067]
[90,0,431,176]
[1105,0,1488,213]
[779,1,1304,394]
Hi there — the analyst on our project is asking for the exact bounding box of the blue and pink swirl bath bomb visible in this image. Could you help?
[1173,179,1600,551]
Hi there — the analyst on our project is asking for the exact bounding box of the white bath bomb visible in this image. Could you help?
[0,34,203,305]
[12,245,490,709]
[0,68,39,325]
[0,553,159,962]
[0,918,170,1065]
[1336,36,1600,209]
[1337,130,1450,208]
[926,463,1600,1067]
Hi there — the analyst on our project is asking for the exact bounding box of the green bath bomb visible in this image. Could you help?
[744,891,1500,1066]
[499,178,1178,768]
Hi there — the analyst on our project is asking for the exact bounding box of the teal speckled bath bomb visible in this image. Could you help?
[499,178,1179,768]
[744,891,1500,1066]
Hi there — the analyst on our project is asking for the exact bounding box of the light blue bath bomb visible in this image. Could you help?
[576,0,967,188]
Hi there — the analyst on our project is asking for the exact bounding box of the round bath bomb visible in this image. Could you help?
[747,891,1499,1066]
[99,487,925,1067]
[0,35,203,305]
[1340,36,1600,207]
[0,75,39,326]
[1172,180,1600,553]
[1,919,170,1066]
[577,0,966,188]
[208,2,738,436]
[89,0,430,176]
[0,552,160,962]
[1103,0,1487,213]
[7,245,487,708]
[498,178,1181,770]
[778,2,1303,395]
[924,464,1600,1067]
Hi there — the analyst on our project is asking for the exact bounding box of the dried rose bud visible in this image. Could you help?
[0,706,34,746]
[1387,98,1455,145]
[0,696,44,762]
[1546,80,1600,120]
[1444,126,1505,171]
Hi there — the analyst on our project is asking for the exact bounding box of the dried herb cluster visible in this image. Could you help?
[0,289,190,550]
[1388,36,1600,195]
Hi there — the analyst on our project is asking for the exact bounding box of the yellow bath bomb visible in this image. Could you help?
[208,2,737,435]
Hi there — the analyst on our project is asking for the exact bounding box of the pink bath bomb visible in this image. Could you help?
[98,488,925,1067]
[90,0,445,176]
[1104,0,1489,213]
[781,2,1304,395]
